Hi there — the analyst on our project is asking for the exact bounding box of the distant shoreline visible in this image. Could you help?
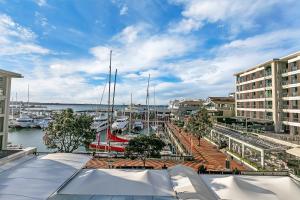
[10,101,168,107]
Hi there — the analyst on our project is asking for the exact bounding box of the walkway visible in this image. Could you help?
[85,123,247,171]
[167,123,246,170]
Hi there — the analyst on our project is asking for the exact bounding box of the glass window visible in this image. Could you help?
[0,77,6,96]
[0,117,3,132]
[0,100,4,114]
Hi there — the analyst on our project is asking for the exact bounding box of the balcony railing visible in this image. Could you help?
[282,81,288,85]
[291,79,298,84]
[292,92,298,97]
[265,71,272,76]
[282,69,288,74]
[266,115,273,120]
[282,93,288,97]
[291,65,298,71]
[292,118,299,122]
[265,105,272,109]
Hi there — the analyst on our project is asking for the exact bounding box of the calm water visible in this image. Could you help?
[8,103,163,152]
[8,128,107,152]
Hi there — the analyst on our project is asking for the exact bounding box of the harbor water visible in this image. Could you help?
[8,128,107,152]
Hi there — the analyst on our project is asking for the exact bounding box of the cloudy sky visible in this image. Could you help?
[1,0,300,104]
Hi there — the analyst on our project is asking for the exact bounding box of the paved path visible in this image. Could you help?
[85,123,247,171]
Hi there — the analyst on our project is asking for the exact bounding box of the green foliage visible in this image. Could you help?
[43,108,96,153]
[198,164,207,174]
[232,167,240,174]
[125,135,165,167]
[186,107,212,139]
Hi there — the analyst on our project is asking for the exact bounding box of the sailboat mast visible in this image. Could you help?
[111,69,117,123]
[129,93,132,132]
[146,74,150,135]
[107,50,112,151]
[154,86,157,130]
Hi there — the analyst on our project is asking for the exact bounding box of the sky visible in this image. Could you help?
[1,0,300,105]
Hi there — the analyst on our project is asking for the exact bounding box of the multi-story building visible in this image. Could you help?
[204,96,235,117]
[235,51,300,135]
[0,69,22,150]
[168,99,203,121]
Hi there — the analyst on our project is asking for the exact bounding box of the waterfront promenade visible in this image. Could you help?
[86,123,246,171]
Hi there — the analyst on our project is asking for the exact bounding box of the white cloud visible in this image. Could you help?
[120,4,128,15]
[35,0,47,6]
[169,0,291,34]
[0,14,50,55]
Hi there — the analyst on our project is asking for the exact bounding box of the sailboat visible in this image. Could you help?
[89,51,128,152]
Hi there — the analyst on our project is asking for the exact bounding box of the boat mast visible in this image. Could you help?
[107,50,112,151]
[111,69,117,123]
[154,86,157,132]
[146,74,150,135]
[27,84,29,114]
[129,93,132,132]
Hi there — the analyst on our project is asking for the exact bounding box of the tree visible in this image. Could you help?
[43,109,96,152]
[186,107,212,145]
[125,135,165,167]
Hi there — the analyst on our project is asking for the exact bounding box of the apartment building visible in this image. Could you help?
[235,51,300,135]
[0,69,22,150]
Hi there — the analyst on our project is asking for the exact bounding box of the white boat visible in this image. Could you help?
[133,121,143,131]
[112,116,128,131]
[15,114,35,128]
[91,114,108,132]
[38,117,52,129]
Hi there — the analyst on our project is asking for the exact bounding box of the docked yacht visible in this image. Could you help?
[15,114,35,128]
[91,114,108,132]
[38,117,52,129]
[112,116,128,131]
[133,121,143,131]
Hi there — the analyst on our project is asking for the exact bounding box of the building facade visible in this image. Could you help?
[0,69,22,150]
[235,52,300,135]
[204,96,235,118]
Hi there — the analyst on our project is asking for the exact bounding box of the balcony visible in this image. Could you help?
[281,105,289,109]
[291,79,298,84]
[282,68,288,74]
[282,93,288,97]
[291,65,298,71]
[293,118,299,123]
[266,115,273,120]
[282,81,288,85]
[265,70,272,76]
[292,92,298,97]
[265,105,272,109]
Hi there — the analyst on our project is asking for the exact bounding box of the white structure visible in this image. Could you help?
[0,69,22,150]
[0,153,300,200]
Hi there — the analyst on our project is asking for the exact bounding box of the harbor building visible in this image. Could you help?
[0,69,22,150]
[235,51,300,135]
[204,96,235,118]
[169,99,203,121]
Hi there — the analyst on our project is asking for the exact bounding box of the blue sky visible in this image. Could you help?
[1,0,300,104]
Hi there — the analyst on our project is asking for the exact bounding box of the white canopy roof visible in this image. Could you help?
[202,175,300,200]
[52,168,176,199]
[0,153,90,200]
[286,147,300,158]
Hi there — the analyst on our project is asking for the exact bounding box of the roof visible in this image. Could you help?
[179,100,204,106]
[0,69,23,78]
[286,147,300,158]
[202,174,300,200]
[50,169,176,199]
[0,153,90,200]
[208,97,235,104]
[234,51,300,76]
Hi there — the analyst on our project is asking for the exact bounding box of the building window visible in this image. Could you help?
[265,79,272,87]
[265,66,272,76]
[0,100,5,114]
[293,113,298,122]
[0,77,6,96]
[265,90,272,98]
[292,100,298,109]
[282,77,288,85]
[291,87,298,96]
[266,112,273,120]
[266,101,272,109]
[0,117,3,132]
[291,74,297,84]
[291,62,298,71]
